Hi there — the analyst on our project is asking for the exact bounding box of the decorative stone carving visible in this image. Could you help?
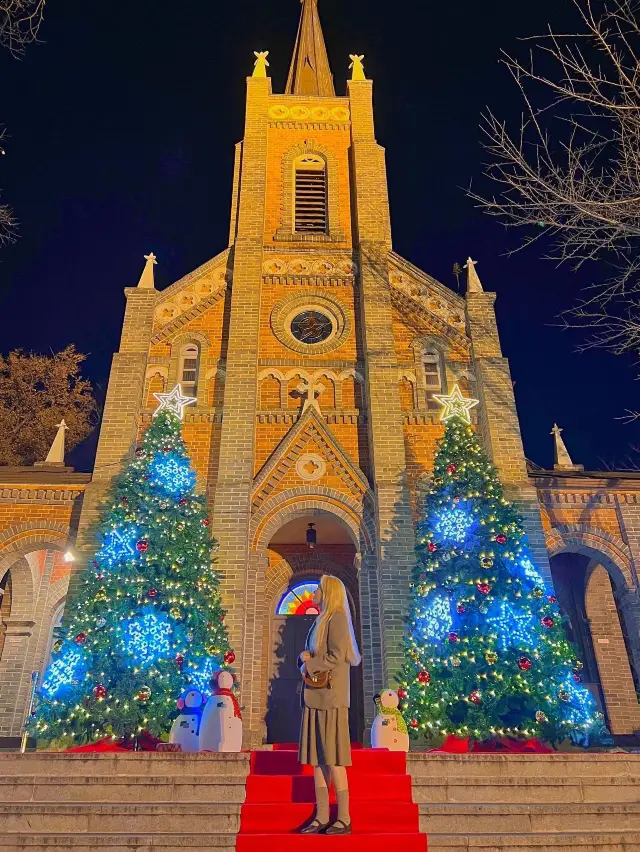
[296,453,327,482]
[270,292,350,355]
[268,104,351,123]
[155,268,227,325]
[389,271,466,332]
[262,257,358,278]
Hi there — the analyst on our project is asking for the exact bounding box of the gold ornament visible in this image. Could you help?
[485,651,498,665]
[169,607,181,620]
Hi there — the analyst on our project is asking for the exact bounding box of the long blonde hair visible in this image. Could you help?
[310,575,361,666]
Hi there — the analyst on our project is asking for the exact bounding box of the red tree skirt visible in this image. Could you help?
[66,732,162,752]
[430,734,553,754]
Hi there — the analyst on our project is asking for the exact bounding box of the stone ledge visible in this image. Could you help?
[0,835,235,850]
[427,832,640,851]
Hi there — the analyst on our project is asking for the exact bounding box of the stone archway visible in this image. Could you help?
[239,496,375,747]
[547,525,640,738]
[0,526,71,740]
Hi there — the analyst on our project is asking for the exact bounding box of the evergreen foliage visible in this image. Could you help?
[33,411,233,745]
[399,414,608,746]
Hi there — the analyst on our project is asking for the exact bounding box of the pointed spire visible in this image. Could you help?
[137,252,157,289]
[44,419,68,465]
[464,257,484,294]
[551,424,584,472]
[286,0,335,97]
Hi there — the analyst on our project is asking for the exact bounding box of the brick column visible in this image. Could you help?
[0,617,35,737]
[348,79,416,688]
[585,563,640,737]
[465,291,552,585]
[69,285,157,603]
[211,75,271,745]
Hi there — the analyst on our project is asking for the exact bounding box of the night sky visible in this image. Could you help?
[1,0,638,472]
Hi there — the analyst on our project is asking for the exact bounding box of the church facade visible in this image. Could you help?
[1,0,639,747]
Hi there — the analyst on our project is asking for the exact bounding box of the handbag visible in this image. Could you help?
[302,668,332,689]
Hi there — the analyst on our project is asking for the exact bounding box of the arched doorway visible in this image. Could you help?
[264,514,364,744]
[550,550,640,734]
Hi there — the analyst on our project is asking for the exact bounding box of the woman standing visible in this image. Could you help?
[298,574,361,836]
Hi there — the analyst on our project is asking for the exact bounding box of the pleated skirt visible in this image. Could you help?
[298,706,352,767]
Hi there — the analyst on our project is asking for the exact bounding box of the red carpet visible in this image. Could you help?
[236,745,428,851]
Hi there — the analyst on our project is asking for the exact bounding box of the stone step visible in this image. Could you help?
[0,752,250,778]
[412,775,640,804]
[0,775,247,804]
[0,835,235,851]
[0,804,241,835]
[418,803,640,835]
[407,753,640,779]
[427,832,640,851]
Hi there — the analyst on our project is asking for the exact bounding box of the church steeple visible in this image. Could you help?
[286,0,335,97]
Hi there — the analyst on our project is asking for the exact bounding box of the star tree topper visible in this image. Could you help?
[153,384,197,420]
[433,383,479,425]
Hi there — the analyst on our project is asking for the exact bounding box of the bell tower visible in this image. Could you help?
[215,0,417,743]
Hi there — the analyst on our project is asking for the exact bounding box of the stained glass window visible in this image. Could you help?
[277,582,320,616]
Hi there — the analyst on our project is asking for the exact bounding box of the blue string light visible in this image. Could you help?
[119,608,173,667]
[416,593,453,643]
[41,647,84,698]
[558,676,598,727]
[148,453,196,497]
[432,503,475,545]
[488,599,538,651]
[97,527,137,563]
[520,556,546,588]
[188,656,219,697]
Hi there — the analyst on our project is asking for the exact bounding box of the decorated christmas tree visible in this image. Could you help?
[34,385,235,746]
[398,385,607,746]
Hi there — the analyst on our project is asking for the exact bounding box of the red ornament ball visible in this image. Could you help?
[224,650,236,665]
[93,684,107,699]
[96,573,104,581]
[75,632,87,645]
[397,688,407,700]
[456,604,466,615]
[559,690,570,702]
[137,686,152,702]
[202,518,211,527]
[135,448,145,458]
[175,653,185,667]
[469,689,482,705]
[448,632,459,643]
[91,560,99,569]
[476,582,491,595]
[495,533,508,544]
[417,670,431,685]
[410,719,419,730]
[120,496,128,506]
[163,446,171,454]
[542,616,554,628]
[573,672,582,683]
[136,539,149,553]
[446,463,457,474]
[547,595,558,604]
[147,588,158,598]
[535,711,548,724]
[427,542,438,553]
[179,499,188,507]
[517,656,532,671]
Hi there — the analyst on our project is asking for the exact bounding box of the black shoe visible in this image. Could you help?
[299,818,330,835]
[325,819,352,835]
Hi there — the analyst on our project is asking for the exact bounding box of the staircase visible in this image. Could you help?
[408,751,640,851]
[1,749,639,851]
[0,751,249,850]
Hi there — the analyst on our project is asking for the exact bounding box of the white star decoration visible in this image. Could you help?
[153,384,197,420]
[433,384,479,425]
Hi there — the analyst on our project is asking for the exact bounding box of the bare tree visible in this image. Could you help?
[0,0,45,54]
[472,0,640,419]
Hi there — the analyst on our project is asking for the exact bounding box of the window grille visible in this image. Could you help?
[294,155,328,234]
[180,344,199,396]
[424,351,443,409]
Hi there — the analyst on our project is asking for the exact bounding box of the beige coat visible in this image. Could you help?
[302,611,351,710]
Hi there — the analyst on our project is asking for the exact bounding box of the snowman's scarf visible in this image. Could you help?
[212,687,242,720]
[376,701,408,735]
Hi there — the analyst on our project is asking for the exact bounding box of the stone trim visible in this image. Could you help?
[390,287,469,351]
[150,287,228,344]
[388,251,465,310]
[263,274,355,287]
[275,140,345,243]
[257,411,362,425]
[251,489,376,556]
[545,523,634,589]
[152,248,231,302]
[0,488,84,504]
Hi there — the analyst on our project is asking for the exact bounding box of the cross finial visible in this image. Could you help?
[253,51,270,77]
[551,423,583,471]
[349,55,366,81]
[297,377,326,414]
[464,257,484,294]
[137,252,158,289]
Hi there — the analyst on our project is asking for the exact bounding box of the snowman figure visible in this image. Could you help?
[371,689,409,752]
[199,671,243,752]
[169,688,206,752]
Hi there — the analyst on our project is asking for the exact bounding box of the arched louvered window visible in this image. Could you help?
[423,350,443,409]
[179,344,200,398]
[294,155,328,234]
